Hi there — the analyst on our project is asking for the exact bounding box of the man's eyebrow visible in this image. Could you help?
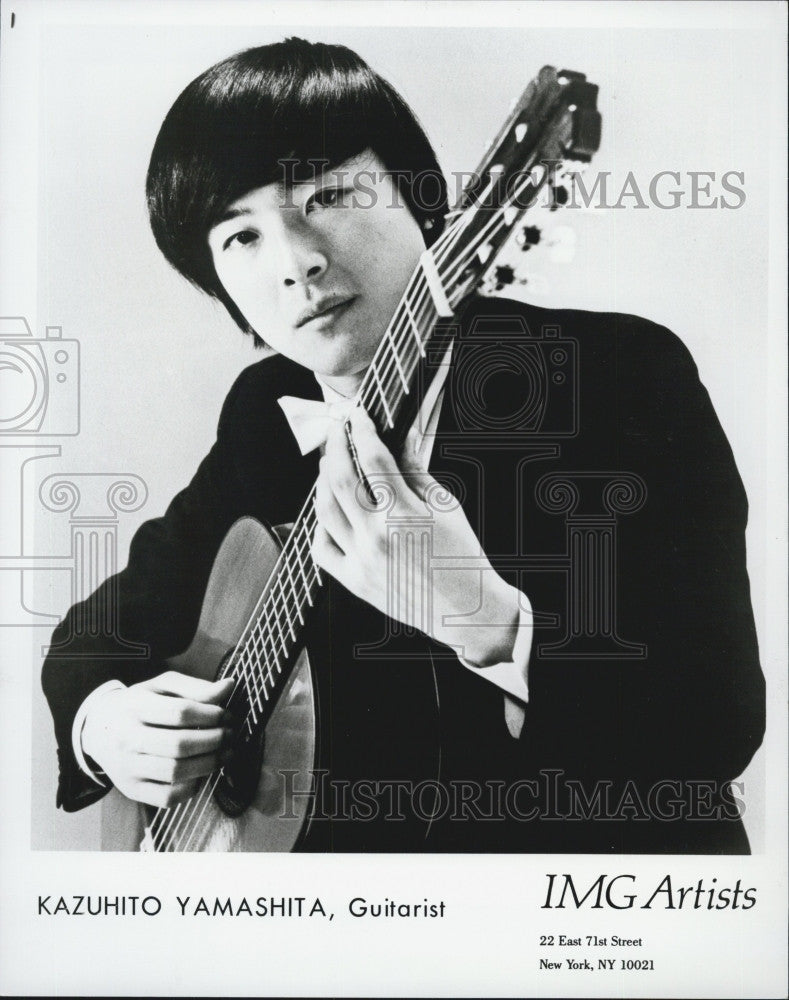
[215,205,253,225]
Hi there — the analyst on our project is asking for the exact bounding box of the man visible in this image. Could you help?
[42,38,765,853]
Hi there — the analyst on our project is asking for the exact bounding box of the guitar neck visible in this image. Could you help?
[226,250,458,721]
[356,254,461,453]
[226,62,602,723]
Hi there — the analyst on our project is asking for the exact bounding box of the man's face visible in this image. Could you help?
[208,150,426,394]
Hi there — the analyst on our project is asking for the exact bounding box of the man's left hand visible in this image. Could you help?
[312,407,520,667]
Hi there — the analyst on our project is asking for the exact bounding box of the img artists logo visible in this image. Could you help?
[541,873,756,910]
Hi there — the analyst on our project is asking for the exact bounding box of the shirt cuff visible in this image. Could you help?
[455,590,532,737]
[71,680,126,787]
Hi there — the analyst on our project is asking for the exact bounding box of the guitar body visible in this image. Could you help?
[101,518,317,852]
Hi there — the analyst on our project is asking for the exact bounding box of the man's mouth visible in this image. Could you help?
[296,295,357,329]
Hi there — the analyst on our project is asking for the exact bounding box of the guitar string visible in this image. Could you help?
[367,161,547,419]
[148,219,510,851]
[199,265,448,714]
[212,282,436,724]
[366,153,559,437]
[146,164,549,850]
[213,260,448,704]
[146,192,524,851]
[148,324,441,845]
[147,299,443,853]
[436,157,551,293]
[239,163,549,707]
[146,282,441,851]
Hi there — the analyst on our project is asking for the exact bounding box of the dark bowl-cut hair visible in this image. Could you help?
[146,37,449,347]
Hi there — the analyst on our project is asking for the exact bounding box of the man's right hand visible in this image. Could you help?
[81,671,235,808]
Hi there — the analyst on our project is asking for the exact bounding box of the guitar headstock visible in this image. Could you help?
[437,66,602,306]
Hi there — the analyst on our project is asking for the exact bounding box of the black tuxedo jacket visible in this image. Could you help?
[42,298,765,853]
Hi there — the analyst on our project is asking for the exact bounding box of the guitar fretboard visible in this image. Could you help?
[227,256,450,730]
[225,139,562,731]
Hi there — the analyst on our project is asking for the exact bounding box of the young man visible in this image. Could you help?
[42,38,765,853]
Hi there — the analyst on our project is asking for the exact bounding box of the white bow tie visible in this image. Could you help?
[277,394,358,455]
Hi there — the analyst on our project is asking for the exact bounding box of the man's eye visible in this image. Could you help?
[223,230,258,250]
[309,187,350,211]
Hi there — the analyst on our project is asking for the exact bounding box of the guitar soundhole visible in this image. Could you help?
[213,651,266,818]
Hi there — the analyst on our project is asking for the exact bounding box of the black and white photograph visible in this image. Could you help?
[0,1,786,996]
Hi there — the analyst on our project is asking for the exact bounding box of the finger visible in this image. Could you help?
[311,523,346,576]
[133,724,228,759]
[346,408,419,514]
[131,778,197,809]
[323,419,367,516]
[134,691,232,729]
[136,749,223,784]
[141,672,235,704]
[315,460,353,550]
[347,407,399,477]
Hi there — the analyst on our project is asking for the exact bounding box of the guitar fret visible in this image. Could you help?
[247,645,268,713]
[371,362,394,428]
[246,630,268,687]
[403,299,426,357]
[247,628,272,707]
[292,530,314,606]
[283,554,305,625]
[236,646,261,720]
[239,648,261,722]
[386,322,410,393]
[307,505,323,585]
[234,521,320,725]
[419,249,453,317]
[257,625,280,690]
[275,577,296,641]
[259,623,280,678]
[269,597,290,656]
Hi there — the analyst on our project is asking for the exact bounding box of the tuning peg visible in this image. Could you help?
[516,225,542,250]
[549,184,570,211]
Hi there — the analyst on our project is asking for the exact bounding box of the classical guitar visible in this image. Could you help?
[103,66,601,851]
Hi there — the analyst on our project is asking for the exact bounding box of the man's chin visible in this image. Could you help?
[316,347,374,380]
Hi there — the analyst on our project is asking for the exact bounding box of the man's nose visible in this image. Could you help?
[276,222,328,288]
